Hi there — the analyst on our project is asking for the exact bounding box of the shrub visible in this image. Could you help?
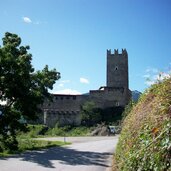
[115,77,171,170]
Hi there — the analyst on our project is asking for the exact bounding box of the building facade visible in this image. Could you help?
[40,49,131,127]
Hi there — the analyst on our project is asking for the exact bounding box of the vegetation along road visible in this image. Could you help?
[0,136,119,171]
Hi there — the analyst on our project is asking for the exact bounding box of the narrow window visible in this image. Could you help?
[116,101,119,106]
[115,66,118,70]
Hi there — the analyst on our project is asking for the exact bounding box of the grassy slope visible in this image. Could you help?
[115,78,171,171]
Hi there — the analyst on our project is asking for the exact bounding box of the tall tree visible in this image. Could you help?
[0,32,60,151]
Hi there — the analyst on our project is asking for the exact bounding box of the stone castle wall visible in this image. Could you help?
[40,94,88,126]
[39,49,131,127]
[89,87,126,108]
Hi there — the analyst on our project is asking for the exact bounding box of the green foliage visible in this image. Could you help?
[68,126,91,136]
[122,100,136,119]
[0,134,18,152]
[101,106,124,123]
[115,77,171,171]
[17,124,92,138]
[17,139,70,152]
[46,125,91,136]
[45,125,69,136]
[81,101,102,126]
[0,137,70,156]
[81,101,124,126]
[18,124,48,138]
[0,32,60,152]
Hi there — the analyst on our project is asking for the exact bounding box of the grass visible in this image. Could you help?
[18,124,48,138]
[0,124,89,156]
[0,124,72,156]
[17,124,93,138]
[0,138,70,157]
[18,138,71,152]
[45,125,93,137]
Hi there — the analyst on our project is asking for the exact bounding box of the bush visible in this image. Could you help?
[101,106,124,123]
[115,78,171,171]
[81,101,124,126]
[0,135,18,152]
[18,124,48,139]
[45,125,91,136]
[81,101,102,126]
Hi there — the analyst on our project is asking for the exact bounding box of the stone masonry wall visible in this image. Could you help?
[41,94,88,126]
[107,49,128,89]
[37,48,131,127]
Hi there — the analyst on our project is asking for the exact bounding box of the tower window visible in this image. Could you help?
[116,101,119,106]
[115,66,118,70]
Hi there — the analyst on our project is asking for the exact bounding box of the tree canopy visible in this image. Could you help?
[0,32,60,151]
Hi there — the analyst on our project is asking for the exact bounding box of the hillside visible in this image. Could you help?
[115,78,171,170]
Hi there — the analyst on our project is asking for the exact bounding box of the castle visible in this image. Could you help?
[40,49,131,127]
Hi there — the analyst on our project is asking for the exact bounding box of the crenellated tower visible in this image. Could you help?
[39,48,131,127]
[107,49,129,90]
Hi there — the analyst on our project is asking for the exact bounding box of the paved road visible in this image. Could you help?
[0,136,119,171]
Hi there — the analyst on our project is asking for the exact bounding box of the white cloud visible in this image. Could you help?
[22,17,47,25]
[52,89,81,95]
[156,72,171,81]
[56,80,70,88]
[144,67,160,86]
[145,80,155,86]
[144,68,171,86]
[80,77,89,84]
[23,17,32,23]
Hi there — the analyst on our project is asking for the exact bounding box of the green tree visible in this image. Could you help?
[81,101,101,126]
[0,32,60,151]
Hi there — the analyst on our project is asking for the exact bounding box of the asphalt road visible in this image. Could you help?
[0,136,119,171]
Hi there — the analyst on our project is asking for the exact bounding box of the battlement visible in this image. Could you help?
[107,48,127,57]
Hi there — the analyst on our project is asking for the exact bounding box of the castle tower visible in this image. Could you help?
[107,49,129,90]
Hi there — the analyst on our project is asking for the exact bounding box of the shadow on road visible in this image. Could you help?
[0,146,112,168]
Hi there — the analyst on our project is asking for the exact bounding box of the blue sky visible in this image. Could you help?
[0,0,171,94]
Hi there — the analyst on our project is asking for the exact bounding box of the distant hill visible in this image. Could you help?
[131,90,142,102]
[115,78,171,170]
